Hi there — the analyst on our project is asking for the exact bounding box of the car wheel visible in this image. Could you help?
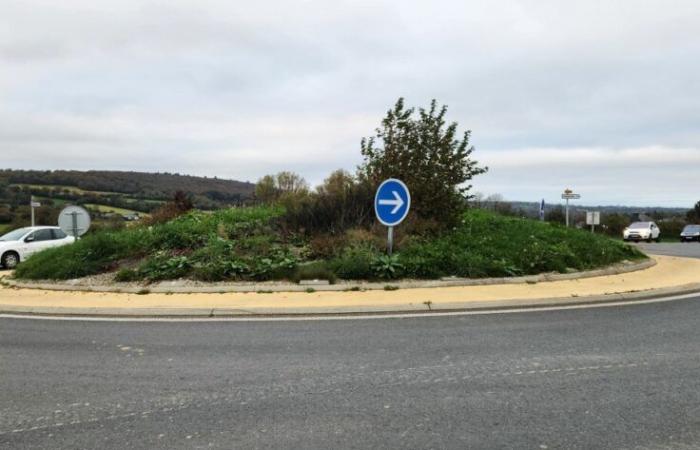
[647,236,653,243]
[1,251,20,269]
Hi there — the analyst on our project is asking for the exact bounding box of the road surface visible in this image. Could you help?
[637,242,700,259]
[3,295,700,449]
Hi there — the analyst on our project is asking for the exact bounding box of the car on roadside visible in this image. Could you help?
[680,224,700,243]
[0,226,75,269]
[623,221,661,243]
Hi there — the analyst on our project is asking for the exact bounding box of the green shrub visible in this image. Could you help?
[330,245,378,280]
[249,251,298,281]
[114,268,141,282]
[292,261,337,284]
[372,254,404,279]
[136,255,191,281]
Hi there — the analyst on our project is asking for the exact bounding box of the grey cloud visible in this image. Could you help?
[0,0,699,206]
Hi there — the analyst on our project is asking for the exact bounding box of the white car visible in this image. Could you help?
[623,221,661,243]
[0,226,75,269]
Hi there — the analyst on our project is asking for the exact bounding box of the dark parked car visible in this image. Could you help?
[680,224,700,242]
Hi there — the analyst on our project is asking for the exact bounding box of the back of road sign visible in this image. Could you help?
[586,211,600,226]
[58,205,91,238]
[374,179,411,227]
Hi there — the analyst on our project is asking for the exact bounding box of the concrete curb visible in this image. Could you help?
[4,258,656,294]
[2,282,699,319]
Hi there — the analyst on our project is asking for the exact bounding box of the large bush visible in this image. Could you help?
[359,98,487,227]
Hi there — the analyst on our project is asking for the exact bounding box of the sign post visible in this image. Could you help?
[561,189,581,227]
[30,196,41,227]
[374,179,411,256]
[539,199,545,221]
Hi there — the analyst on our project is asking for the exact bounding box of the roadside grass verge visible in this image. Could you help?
[14,207,646,282]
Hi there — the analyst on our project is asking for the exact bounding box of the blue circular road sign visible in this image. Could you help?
[374,178,411,227]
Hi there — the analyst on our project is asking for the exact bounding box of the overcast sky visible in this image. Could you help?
[1,0,699,207]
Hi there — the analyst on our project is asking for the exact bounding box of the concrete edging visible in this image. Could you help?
[2,281,699,318]
[4,258,657,294]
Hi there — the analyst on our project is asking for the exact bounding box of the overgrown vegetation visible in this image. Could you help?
[14,207,644,282]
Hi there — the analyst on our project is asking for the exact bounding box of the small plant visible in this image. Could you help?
[305,288,316,293]
[292,261,336,284]
[136,288,150,295]
[384,285,399,291]
[114,268,141,282]
[330,245,377,280]
[138,255,191,281]
[372,254,404,279]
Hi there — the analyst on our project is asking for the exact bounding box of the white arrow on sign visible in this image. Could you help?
[378,190,404,214]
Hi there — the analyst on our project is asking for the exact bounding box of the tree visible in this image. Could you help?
[144,191,193,225]
[279,169,374,234]
[276,171,308,195]
[687,201,700,223]
[254,172,308,204]
[255,175,278,204]
[359,98,487,226]
[602,213,630,237]
[545,206,566,225]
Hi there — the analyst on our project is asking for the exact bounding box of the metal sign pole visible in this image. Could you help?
[31,196,35,227]
[71,212,79,239]
[387,226,394,256]
[565,198,570,228]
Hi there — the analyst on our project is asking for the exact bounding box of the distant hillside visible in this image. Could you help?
[0,169,255,202]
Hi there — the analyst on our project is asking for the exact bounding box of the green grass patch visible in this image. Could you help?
[397,209,646,279]
[84,204,144,216]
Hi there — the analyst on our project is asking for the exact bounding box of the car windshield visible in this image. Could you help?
[683,225,700,232]
[0,227,31,241]
[628,222,650,229]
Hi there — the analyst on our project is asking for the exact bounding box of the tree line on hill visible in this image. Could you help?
[0,169,256,229]
[0,169,254,199]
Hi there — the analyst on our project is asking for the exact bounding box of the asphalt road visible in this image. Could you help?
[636,242,700,259]
[2,295,700,450]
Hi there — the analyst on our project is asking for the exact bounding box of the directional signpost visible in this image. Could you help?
[58,205,91,239]
[539,199,545,221]
[30,195,41,227]
[561,189,581,228]
[374,178,411,255]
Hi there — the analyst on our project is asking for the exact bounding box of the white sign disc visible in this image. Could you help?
[58,205,92,237]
